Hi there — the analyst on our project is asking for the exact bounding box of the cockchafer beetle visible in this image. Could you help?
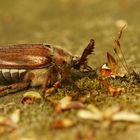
[0,39,94,97]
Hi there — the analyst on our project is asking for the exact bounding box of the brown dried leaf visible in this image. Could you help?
[21,91,42,104]
[54,96,72,112]
[76,129,95,140]
[54,96,84,112]
[108,86,125,96]
[101,54,125,77]
[0,117,14,134]
[107,52,119,76]
[49,119,75,129]
[79,90,98,103]
[100,79,125,96]
[100,64,112,77]
[67,101,84,109]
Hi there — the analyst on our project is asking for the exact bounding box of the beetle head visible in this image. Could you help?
[72,39,95,71]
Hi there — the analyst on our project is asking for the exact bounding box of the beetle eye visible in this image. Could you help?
[71,56,80,69]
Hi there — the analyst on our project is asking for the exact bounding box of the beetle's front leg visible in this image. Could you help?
[43,66,79,97]
[0,82,30,97]
[43,79,62,97]
[57,66,80,91]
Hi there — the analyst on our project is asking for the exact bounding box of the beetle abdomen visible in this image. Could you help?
[0,69,27,84]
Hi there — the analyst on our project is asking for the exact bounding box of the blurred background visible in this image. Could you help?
[0,0,140,69]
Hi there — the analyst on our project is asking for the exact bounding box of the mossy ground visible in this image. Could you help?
[0,71,140,140]
[0,0,140,140]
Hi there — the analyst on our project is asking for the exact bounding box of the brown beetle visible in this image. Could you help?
[0,39,94,97]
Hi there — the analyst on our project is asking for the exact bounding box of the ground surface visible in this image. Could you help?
[0,0,140,140]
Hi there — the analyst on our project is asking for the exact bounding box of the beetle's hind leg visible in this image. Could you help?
[0,82,30,97]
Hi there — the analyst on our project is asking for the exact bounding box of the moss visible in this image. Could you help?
[0,70,139,140]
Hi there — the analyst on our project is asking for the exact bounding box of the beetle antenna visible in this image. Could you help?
[79,39,95,67]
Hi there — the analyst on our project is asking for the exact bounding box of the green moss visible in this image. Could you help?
[0,71,139,140]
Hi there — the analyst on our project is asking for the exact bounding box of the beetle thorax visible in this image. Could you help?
[52,47,72,68]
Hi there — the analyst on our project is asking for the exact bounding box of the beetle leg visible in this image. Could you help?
[42,75,52,96]
[42,66,58,96]
[43,65,80,97]
[54,66,80,91]
[43,79,62,97]
[53,79,62,89]
[56,66,80,91]
[0,82,30,97]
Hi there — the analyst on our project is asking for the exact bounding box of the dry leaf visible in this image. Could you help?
[0,117,14,134]
[103,53,125,77]
[77,110,102,121]
[49,119,75,129]
[54,96,72,112]
[100,64,112,77]
[0,109,20,134]
[21,91,42,104]
[113,111,140,122]
[54,96,84,112]
[77,105,102,121]
[108,86,125,96]
[107,52,120,76]
[76,129,95,140]
[103,106,122,120]
[79,90,98,103]
[100,79,125,96]
[10,109,20,123]
[77,105,140,124]
[59,96,72,109]
[67,101,84,109]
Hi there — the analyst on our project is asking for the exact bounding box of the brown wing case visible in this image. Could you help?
[0,44,52,69]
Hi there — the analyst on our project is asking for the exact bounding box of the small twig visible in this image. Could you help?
[113,39,128,72]
[113,25,130,74]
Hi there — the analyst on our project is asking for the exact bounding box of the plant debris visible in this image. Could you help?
[53,96,84,112]
[0,109,20,134]
[21,91,42,104]
[49,118,75,129]
[99,79,125,96]
[77,105,140,124]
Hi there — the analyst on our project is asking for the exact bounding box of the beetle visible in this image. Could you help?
[0,39,94,97]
